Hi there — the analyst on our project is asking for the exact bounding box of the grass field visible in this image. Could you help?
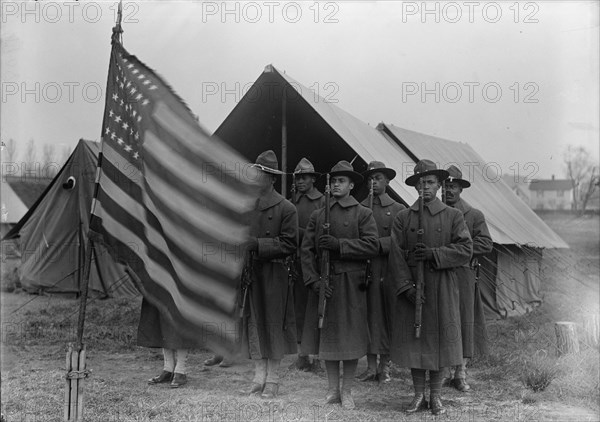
[1,213,599,421]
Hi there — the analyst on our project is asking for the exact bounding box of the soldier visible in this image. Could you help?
[387,159,472,416]
[139,300,196,388]
[442,165,493,392]
[289,158,326,371]
[301,160,379,410]
[357,161,405,383]
[239,150,298,399]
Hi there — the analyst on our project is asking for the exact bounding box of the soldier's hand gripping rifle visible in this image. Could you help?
[414,179,425,339]
[317,174,331,329]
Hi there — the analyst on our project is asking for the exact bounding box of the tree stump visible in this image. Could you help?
[583,314,599,348]
[555,322,580,356]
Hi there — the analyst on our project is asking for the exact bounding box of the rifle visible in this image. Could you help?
[363,178,375,290]
[282,255,298,330]
[317,174,331,329]
[414,179,425,339]
[240,250,254,319]
[441,179,447,204]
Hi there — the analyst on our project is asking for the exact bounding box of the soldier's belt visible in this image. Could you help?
[329,260,367,274]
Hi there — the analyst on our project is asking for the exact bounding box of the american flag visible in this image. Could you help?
[90,40,260,353]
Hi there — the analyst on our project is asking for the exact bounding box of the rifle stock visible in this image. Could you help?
[317,174,331,329]
[414,180,424,339]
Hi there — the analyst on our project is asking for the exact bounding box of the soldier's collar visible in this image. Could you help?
[360,192,394,207]
[333,195,358,208]
[293,186,323,202]
[410,197,446,215]
[452,198,472,214]
[258,188,284,210]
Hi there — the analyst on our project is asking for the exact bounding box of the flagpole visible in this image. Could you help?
[64,3,124,420]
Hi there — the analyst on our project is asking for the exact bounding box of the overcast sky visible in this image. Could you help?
[1,0,598,179]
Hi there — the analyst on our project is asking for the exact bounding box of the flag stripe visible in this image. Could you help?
[94,199,237,316]
[96,178,240,297]
[93,212,237,342]
[152,100,260,193]
[98,151,245,279]
[144,130,253,216]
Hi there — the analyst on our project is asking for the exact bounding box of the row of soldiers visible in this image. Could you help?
[142,149,492,416]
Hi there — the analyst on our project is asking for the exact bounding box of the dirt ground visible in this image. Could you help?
[1,212,599,422]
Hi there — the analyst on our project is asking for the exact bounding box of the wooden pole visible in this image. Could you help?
[555,321,580,356]
[281,86,287,198]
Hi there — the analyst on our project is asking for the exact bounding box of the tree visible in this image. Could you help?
[42,143,58,177]
[563,145,599,214]
[2,138,17,163]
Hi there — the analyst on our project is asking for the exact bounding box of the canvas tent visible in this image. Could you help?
[3,139,139,298]
[1,176,52,239]
[213,64,568,319]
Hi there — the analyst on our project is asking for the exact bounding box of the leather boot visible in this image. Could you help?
[325,388,341,404]
[170,373,187,388]
[289,355,312,371]
[261,382,279,399]
[341,388,355,410]
[405,394,427,413]
[378,360,391,383]
[203,355,223,366]
[147,370,173,385]
[356,368,377,382]
[430,395,446,415]
[453,378,471,392]
[239,382,264,395]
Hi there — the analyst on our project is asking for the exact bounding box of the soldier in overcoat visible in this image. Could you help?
[289,157,325,371]
[357,161,405,383]
[138,299,199,388]
[387,159,472,416]
[300,160,379,410]
[240,150,298,399]
[442,165,493,392]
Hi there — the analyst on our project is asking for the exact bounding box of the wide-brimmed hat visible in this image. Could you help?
[293,157,320,177]
[445,165,471,188]
[329,160,363,184]
[405,159,449,187]
[362,161,396,181]
[251,150,284,175]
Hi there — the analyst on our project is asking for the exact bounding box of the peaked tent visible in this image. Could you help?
[3,139,139,298]
[213,64,568,319]
[379,123,568,318]
[1,176,52,238]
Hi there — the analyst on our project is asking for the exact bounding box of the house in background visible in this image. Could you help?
[501,174,531,204]
[528,175,573,210]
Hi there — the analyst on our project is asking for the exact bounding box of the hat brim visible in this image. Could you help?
[293,171,321,178]
[446,177,471,188]
[405,169,449,187]
[362,168,396,181]
[251,163,284,175]
[329,170,364,184]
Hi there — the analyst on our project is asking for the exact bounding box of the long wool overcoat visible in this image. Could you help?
[387,197,473,370]
[291,187,326,339]
[360,193,405,355]
[137,299,203,349]
[453,199,493,357]
[244,188,298,360]
[300,195,379,360]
